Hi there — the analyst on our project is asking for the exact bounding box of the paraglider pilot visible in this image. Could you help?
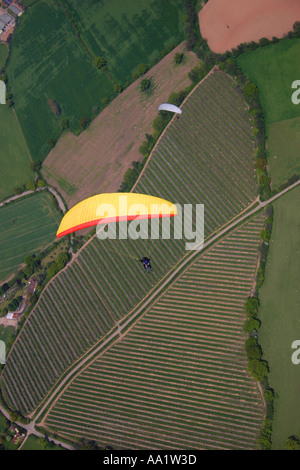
[140,257,151,273]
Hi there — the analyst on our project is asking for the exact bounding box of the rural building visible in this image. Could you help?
[0,12,13,26]
[9,3,22,16]
[0,10,13,37]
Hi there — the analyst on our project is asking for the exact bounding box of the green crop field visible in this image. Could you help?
[0,106,33,201]
[20,434,65,450]
[43,215,265,449]
[237,38,300,187]
[258,185,300,450]
[0,44,8,69]
[266,117,300,187]
[6,0,115,162]
[66,0,185,87]
[1,69,258,416]
[0,191,61,281]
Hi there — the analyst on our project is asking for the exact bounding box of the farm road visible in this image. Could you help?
[0,186,67,213]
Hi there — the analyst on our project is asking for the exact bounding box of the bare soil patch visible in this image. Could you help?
[42,42,201,209]
[199,0,300,53]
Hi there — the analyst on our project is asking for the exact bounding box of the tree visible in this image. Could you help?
[38,437,48,449]
[119,161,143,192]
[60,119,69,131]
[254,158,267,171]
[243,81,258,101]
[243,317,261,334]
[188,64,207,83]
[14,186,23,195]
[27,292,37,307]
[113,83,122,94]
[174,52,184,64]
[285,435,300,450]
[139,133,155,157]
[30,160,42,172]
[248,359,269,381]
[37,179,46,188]
[245,296,259,318]
[55,252,69,270]
[101,97,109,106]
[5,92,13,107]
[137,63,149,75]
[94,56,107,69]
[0,283,9,295]
[26,181,36,191]
[245,337,262,360]
[140,78,151,92]
[47,262,59,279]
[293,21,300,37]
[23,254,39,278]
[78,117,91,130]
[260,228,271,243]
[8,296,22,311]
[258,418,272,450]
[46,138,56,148]
[259,37,270,47]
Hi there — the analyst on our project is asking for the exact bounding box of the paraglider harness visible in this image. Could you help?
[140,257,151,273]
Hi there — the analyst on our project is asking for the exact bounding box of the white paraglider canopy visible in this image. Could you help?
[158,103,182,114]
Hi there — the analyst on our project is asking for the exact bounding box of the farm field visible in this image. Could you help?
[199,0,300,54]
[258,185,300,449]
[266,117,300,188]
[0,191,61,282]
[237,38,300,187]
[42,42,202,208]
[0,106,33,201]
[20,434,65,451]
[65,0,185,87]
[1,68,258,415]
[42,214,265,449]
[6,0,114,162]
[0,43,8,69]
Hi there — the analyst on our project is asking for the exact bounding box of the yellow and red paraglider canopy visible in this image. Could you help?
[56,192,177,238]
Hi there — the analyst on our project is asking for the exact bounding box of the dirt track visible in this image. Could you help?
[199,0,300,53]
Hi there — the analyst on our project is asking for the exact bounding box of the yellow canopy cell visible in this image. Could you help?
[56,192,177,238]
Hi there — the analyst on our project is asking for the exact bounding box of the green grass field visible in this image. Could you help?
[0,325,15,346]
[266,117,300,187]
[258,185,300,449]
[0,44,8,69]
[0,106,33,201]
[0,191,61,281]
[20,434,65,450]
[237,38,300,187]
[237,39,300,125]
[67,0,185,86]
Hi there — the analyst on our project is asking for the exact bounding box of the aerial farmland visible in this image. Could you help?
[0,0,299,454]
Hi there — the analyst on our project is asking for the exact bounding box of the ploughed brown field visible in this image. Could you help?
[199,0,300,53]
